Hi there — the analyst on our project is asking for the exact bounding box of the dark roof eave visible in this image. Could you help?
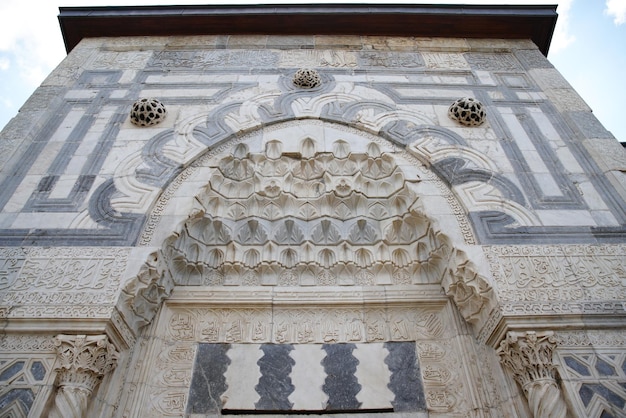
[58,4,558,56]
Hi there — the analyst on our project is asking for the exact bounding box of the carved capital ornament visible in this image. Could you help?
[50,334,119,418]
[498,331,568,418]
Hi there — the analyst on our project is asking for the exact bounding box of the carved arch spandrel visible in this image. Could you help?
[108,81,533,244]
[117,120,501,340]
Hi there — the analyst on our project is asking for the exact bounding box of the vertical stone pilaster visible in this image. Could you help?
[49,334,119,418]
[497,331,568,418]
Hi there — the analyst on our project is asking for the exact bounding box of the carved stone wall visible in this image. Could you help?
[116,297,519,418]
[0,32,624,418]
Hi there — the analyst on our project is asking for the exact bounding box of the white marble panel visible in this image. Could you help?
[532,172,564,196]
[474,70,496,86]
[354,343,394,409]
[289,345,327,410]
[64,89,99,100]
[145,74,239,84]
[498,110,537,151]
[393,87,473,99]
[3,176,43,213]
[222,344,263,410]
[48,175,80,199]
[50,108,85,142]
[11,212,79,229]
[577,180,611,211]
[536,210,596,226]
[140,88,222,98]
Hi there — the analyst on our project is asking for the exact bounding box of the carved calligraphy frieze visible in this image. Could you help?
[485,245,626,304]
[279,50,357,68]
[159,304,448,345]
[148,50,279,70]
[0,247,130,315]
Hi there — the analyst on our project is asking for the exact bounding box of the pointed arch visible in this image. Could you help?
[117,119,501,342]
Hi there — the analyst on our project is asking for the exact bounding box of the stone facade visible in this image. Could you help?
[0,9,625,418]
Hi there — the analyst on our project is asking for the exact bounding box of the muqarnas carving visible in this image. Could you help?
[448,97,486,126]
[120,136,497,330]
[130,98,167,126]
[292,68,322,89]
[162,138,450,287]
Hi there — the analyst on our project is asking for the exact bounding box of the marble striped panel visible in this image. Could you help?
[188,342,426,413]
[222,344,263,410]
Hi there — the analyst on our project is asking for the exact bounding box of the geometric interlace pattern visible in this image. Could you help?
[562,352,626,418]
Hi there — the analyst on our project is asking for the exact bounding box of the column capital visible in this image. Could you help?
[50,334,119,418]
[497,330,557,390]
[497,330,567,418]
[53,334,119,391]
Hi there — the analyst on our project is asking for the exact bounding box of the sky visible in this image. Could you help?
[0,0,625,143]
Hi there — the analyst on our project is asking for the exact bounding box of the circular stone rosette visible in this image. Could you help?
[292,68,322,89]
[130,98,167,127]
[448,97,486,126]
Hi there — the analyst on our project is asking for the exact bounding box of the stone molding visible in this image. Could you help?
[49,334,119,418]
[497,331,568,418]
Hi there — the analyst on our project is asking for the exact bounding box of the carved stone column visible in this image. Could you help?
[49,334,119,418]
[497,331,568,418]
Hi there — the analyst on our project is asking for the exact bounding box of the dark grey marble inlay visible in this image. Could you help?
[564,356,592,377]
[322,343,361,411]
[579,383,626,411]
[254,344,295,411]
[385,341,427,412]
[0,388,34,416]
[187,343,231,414]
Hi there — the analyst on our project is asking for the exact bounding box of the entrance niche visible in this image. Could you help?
[119,120,504,417]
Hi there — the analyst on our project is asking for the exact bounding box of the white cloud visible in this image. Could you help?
[0,0,66,87]
[550,0,576,53]
[0,96,14,109]
[0,57,9,71]
[605,0,626,24]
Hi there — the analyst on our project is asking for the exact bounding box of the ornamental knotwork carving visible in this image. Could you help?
[49,334,119,418]
[292,68,322,89]
[130,97,167,126]
[497,331,568,418]
[447,97,486,126]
